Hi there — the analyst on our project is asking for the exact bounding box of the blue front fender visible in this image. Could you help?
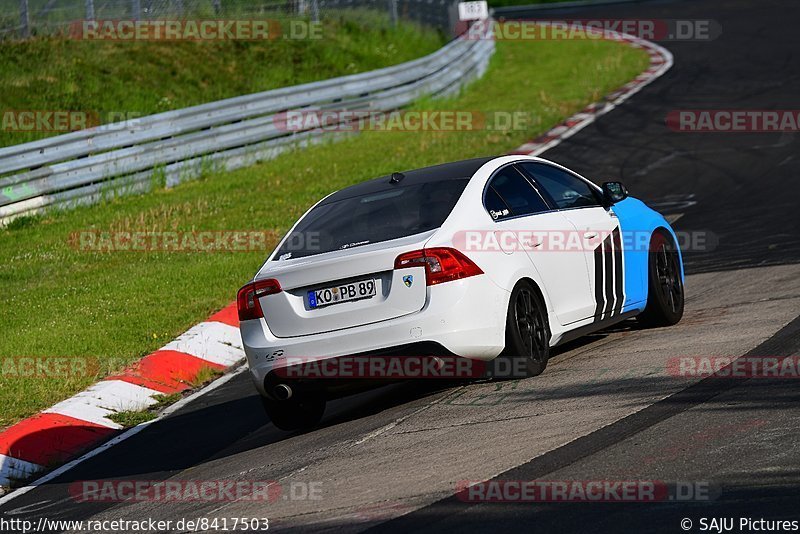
[611,196,685,313]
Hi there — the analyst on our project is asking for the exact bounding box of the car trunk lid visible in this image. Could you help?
[257,233,431,337]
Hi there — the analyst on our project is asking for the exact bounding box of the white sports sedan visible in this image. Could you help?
[238,155,684,429]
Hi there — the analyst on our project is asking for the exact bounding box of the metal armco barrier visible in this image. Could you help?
[0,26,493,223]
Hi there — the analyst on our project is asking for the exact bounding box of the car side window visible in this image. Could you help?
[484,186,511,220]
[484,166,549,220]
[518,162,601,210]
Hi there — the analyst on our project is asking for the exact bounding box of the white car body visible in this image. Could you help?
[239,155,682,398]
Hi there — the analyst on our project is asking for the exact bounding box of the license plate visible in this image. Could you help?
[308,279,377,309]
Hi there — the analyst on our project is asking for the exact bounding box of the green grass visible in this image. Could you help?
[103,367,221,428]
[190,366,224,387]
[0,10,445,147]
[108,392,183,428]
[0,31,649,429]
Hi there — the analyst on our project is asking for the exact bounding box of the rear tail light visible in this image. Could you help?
[394,247,483,286]
[237,278,282,321]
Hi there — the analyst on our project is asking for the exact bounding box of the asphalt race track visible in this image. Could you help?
[518,0,800,275]
[2,0,799,532]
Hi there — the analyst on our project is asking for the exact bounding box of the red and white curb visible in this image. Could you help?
[0,28,673,497]
[510,27,673,156]
[0,304,241,488]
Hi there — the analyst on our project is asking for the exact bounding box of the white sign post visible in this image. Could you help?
[458,1,489,21]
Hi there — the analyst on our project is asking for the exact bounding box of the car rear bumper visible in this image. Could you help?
[241,275,508,396]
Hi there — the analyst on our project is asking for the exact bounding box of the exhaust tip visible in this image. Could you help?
[273,383,293,401]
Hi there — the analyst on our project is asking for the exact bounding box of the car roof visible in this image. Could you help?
[319,156,496,205]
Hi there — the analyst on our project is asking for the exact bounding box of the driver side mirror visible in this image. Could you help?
[602,181,628,207]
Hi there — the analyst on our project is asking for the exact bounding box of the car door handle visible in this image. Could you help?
[584,232,598,240]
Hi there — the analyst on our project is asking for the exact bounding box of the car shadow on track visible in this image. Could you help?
[0,318,647,491]
[0,317,695,521]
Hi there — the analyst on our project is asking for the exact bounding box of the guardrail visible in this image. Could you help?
[0,26,494,223]
[492,0,644,16]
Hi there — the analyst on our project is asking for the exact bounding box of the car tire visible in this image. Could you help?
[261,393,326,431]
[638,230,684,327]
[501,280,551,378]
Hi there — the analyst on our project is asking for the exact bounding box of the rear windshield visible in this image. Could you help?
[272,179,469,260]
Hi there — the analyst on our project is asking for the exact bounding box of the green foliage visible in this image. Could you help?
[0,32,648,429]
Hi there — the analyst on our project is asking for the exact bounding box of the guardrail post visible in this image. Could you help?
[447,0,460,37]
[310,0,320,23]
[84,0,95,20]
[131,0,141,20]
[212,0,221,15]
[388,0,398,26]
[18,0,30,38]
